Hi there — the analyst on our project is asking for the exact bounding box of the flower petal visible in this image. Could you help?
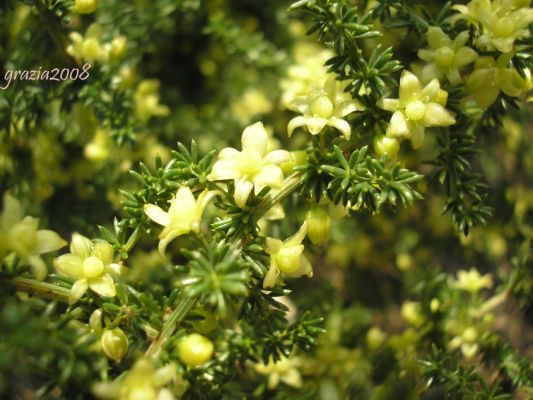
[209,159,241,181]
[306,117,327,135]
[218,147,240,160]
[285,221,308,247]
[254,165,284,193]
[144,204,171,227]
[89,274,116,297]
[263,264,280,289]
[34,230,66,254]
[234,178,254,208]
[377,98,400,112]
[242,122,268,156]
[328,118,351,140]
[454,47,478,68]
[70,233,93,258]
[386,111,409,138]
[91,242,114,265]
[423,103,456,127]
[399,71,422,103]
[54,253,84,278]
[27,255,47,281]
[287,116,306,137]
[334,100,364,118]
[158,224,190,254]
[69,279,89,304]
[426,27,451,49]
[1,194,22,230]
[264,150,292,165]
[410,126,426,149]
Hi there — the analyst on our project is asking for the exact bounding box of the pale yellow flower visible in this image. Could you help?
[72,0,98,14]
[263,222,312,289]
[93,358,178,400]
[134,80,170,123]
[288,77,364,139]
[254,356,303,390]
[0,194,66,280]
[466,54,532,107]
[453,0,533,53]
[144,187,216,254]
[54,233,121,303]
[450,268,493,293]
[378,71,456,148]
[417,27,478,84]
[208,122,291,208]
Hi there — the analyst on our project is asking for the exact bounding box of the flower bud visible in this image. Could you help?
[177,333,214,368]
[101,328,129,362]
[374,135,400,159]
[366,326,386,350]
[89,309,103,333]
[305,206,331,245]
[73,0,98,14]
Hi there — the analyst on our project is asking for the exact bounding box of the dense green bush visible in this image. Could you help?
[1,0,532,398]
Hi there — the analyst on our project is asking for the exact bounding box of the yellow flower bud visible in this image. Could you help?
[305,206,331,245]
[430,298,440,313]
[177,333,214,368]
[73,0,97,14]
[101,328,129,362]
[89,309,103,333]
[374,135,400,158]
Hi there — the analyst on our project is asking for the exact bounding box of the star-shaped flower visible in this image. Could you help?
[144,187,216,254]
[288,77,364,139]
[208,122,291,208]
[378,71,456,148]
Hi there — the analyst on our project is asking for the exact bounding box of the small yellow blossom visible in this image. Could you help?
[93,358,178,400]
[288,77,364,139]
[305,206,331,245]
[134,80,170,123]
[401,301,424,327]
[67,25,108,63]
[449,326,479,359]
[84,128,112,161]
[453,0,533,53]
[466,54,531,107]
[53,233,121,303]
[144,187,216,254]
[378,70,456,148]
[0,194,66,280]
[450,268,493,293]
[417,27,478,84]
[208,122,291,208]
[254,356,303,390]
[263,222,312,289]
[373,134,400,158]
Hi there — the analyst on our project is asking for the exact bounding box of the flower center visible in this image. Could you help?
[405,100,426,121]
[494,17,514,38]
[310,95,334,118]
[83,256,104,278]
[237,151,262,178]
[434,46,455,68]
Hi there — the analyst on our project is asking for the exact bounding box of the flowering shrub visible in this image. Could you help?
[1,0,532,399]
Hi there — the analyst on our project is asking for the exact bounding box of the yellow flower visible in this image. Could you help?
[263,222,312,289]
[177,333,215,368]
[453,0,533,53]
[254,355,303,390]
[53,233,121,303]
[134,80,170,123]
[144,187,216,255]
[67,25,108,63]
[208,122,291,208]
[93,358,178,400]
[450,268,493,293]
[378,71,456,148]
[0,194,66,280]
[288,77,364,139]
[466,54,531,107]
[417,27,478,84]
[231,88,273,125]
